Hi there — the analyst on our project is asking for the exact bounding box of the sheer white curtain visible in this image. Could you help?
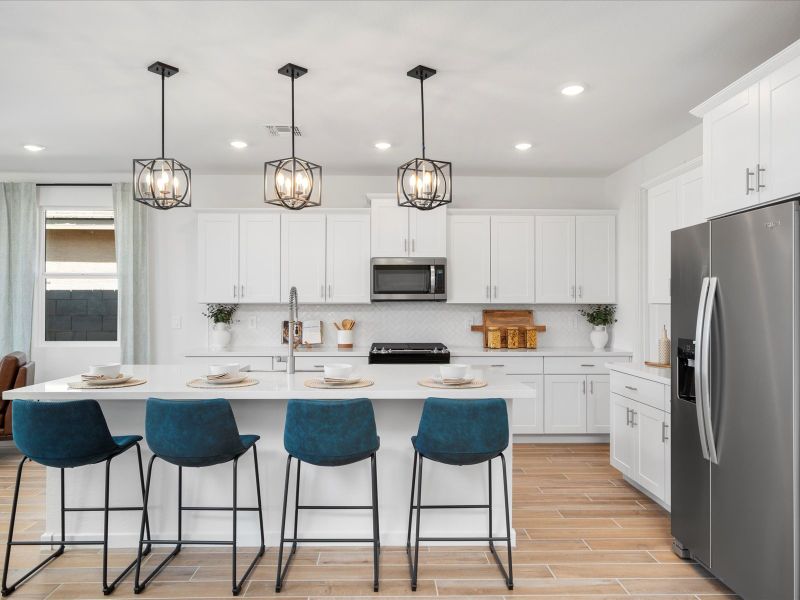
[0,183,37,357]
[113,183,150,363]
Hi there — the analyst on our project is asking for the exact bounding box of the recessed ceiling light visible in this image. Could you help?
[515,142,533,151]
[374,142,391,151]
[230,140,248,149]
[23,144,45,152]
[560,83,586,97]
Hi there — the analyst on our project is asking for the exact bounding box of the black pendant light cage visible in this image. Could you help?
[265,63,322,209]
[133,61,191,210]
[397,65,452,211]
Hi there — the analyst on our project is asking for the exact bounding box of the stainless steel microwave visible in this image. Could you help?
[370,257,446,301]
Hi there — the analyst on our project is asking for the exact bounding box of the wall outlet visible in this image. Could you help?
[248,316,258,329]
[170,316,182,330]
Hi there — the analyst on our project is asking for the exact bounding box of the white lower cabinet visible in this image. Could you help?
[586,375,610,433]
[507,374,544,434]
[609,370,671,507]
[544,374,587,434]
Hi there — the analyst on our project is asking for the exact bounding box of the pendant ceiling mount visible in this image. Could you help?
[397,64,452,211]
[132,60,191,210]
[264,62,322,210]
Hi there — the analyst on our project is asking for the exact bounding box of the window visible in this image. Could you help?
[41,209,118,342]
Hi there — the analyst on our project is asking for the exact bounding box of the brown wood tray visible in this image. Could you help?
[470,309,546,348]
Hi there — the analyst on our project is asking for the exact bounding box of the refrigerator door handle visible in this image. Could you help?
[695,277,711,461]
[701,276,719,464]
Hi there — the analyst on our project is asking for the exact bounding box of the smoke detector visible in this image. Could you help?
[265,125,302,137]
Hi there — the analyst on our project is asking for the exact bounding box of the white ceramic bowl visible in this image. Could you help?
[209,363,240,377]
[440,363,469,380]
[324,363,354,380]
[89,363,121,378]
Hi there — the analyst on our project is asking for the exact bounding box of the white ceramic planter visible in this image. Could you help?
[590,325,609,350]
[210,322,232,350]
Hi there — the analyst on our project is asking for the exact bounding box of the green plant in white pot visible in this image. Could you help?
[579,305,617,350]
[203,304,238,350]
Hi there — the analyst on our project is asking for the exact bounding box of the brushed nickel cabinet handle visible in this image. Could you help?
[590,380,594,394]
[241,285,245,298]
[662,422,670,442]
[404,238,408,253]
[328,284,332,298]
[746,168,755,195]
[757,163,766,190]
[580,363,596,367]
[411,238,416,253]
[582,380,586,394]
[578,285,583,298]
[570,285,575,298]
[625,385,638,391]
[493,285,498,298]
[486,285,490,299]
[626,407,631,426]
[233,284,237,298]
[631,410,637,426]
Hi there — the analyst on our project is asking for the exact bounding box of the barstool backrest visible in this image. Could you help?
[145,397,247,467]
[415,397,509,465]
[12,399,119,468]
[284,398,379,466]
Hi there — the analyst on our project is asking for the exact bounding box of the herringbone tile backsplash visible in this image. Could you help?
[227,303,606,350]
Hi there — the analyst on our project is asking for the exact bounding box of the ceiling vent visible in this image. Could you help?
[265,125,302,137]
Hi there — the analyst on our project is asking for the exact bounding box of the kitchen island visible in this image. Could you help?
[4,364,532,548]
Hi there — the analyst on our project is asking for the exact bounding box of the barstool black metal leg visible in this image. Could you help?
[292,461,300,554]
[371,453,379,592]
[252,445,266,551]
[177,466,183,554]
[135,444,152,557]
[102,458,112,595]
[500,453,513,590]
[410,455,423,592]
[232,456,239,595]
[405,451,417,555]
[134,455,157,594]
[275,455,293,592]
[488,458,493,550]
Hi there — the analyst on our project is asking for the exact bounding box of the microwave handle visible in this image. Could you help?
[430,265,436,292]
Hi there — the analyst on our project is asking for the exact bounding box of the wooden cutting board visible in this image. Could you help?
[470,309,546,348]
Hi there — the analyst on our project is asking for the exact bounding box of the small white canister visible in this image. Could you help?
[337,329,354,349]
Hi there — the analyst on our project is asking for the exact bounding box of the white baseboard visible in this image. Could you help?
[513,434,609,444]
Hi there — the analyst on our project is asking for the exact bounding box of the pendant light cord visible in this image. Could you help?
[291,73,296,160]
[420,76,426,159]
[161,72,165,158]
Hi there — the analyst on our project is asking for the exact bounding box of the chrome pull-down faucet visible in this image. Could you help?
[287,286,298,374]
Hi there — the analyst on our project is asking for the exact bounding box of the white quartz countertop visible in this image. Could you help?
[4,364,536,401]
[186,346,632,358]
[605,362,671,385]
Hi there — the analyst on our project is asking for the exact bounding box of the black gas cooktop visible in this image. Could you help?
[368,343,450,364]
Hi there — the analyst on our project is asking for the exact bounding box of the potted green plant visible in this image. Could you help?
[578,304,617,350]
[203,304,239,350]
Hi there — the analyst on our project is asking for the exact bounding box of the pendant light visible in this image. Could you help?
[265,63,322,209]
[397,65,452,211]
[133,61,191,209]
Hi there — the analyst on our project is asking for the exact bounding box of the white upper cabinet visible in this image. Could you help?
[702,84,761,219]
[760,56,800,203]
[197,213,239,303]
[409,206,447,257]
[239,214,280,303]
[491,216,535,303]
[535,216,576,303]
[281,213,326,303]
[326,213,371,303]
[370,198,446,257]
[677,166,704,228]
[575,215,615,303]
[448,215,491,303]
[647,180,677,304]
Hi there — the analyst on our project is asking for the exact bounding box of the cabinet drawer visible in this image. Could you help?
[291,355,370,372]
[544,356,611,374]
[185,356,273,371]
[454,355,544,375]
[611,372,665,411]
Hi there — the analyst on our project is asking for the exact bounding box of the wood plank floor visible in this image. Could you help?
[0,443,738,599]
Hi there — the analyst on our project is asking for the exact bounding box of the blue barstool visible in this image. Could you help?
[406,397,513,591]
[2,399,151,596]
[276,398,380,593]
[133,398,265,596]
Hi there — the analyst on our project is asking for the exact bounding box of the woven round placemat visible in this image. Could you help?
[417,378,488,389]
[186,378,259,389]
[304,378,374,389]
[67,378,147,390]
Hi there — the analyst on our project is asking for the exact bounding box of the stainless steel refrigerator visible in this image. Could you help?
[671,200,799,599]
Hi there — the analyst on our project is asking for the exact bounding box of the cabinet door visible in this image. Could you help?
[664,411,671,507]
[491,216,535,303]
[610,393,635,477]
[703,84,760,219]
[647,180,677,304]
[506,374,544,434]
[535,216,575,303]
[281,213,326,303]
[370,199,409,257]
[409,206,447,257]
[239,213,280,303]
[326,213,371,303]
[544,374,587,434]
[197,213,239,303]
[677,166,704,228]
[760,56,800,203]
[575,215,615,303]
[633,402,667,502]
[586,374,611,434]
[447,215,491,303]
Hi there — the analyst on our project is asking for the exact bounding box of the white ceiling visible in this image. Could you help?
[1,0,799,177]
